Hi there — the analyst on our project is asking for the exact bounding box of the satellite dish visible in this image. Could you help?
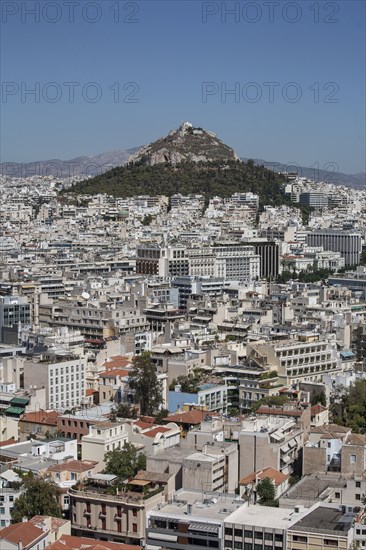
[82,291,90,300]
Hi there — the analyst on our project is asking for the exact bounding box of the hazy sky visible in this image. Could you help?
[1,0,365,173]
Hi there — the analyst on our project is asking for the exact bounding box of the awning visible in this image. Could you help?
[129,479,150,486]
[148,533,178,542]
[189,522,219,533]
[10,397,29,406]
[5,406,24,415]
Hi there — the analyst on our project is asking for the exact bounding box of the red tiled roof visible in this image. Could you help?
[85,389,98,396]
[29,516,69,530]
[48,460,98,473]
[103,356,132,369]
[48,535,141,550]
[143,426,171,438]
[21,410,60,425]
[99,369,129,378]
[311,404,327,415]
[134,420,154,430]
[0,521,46,546]
[0,438,16,447]
[239,467,289,487]
[166,409,217,425]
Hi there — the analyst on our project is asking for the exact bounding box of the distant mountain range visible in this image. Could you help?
[0,148,139,179]
[1,137,364,189]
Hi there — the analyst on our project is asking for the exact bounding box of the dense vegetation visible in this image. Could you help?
[251,394,288,412]
[11,475,62,523]
[332,380,366,433]
[105,441,146,480]
[256,477,279,507]
[64,160,290,208]
[128,352,163,416]
[277,267,335,284]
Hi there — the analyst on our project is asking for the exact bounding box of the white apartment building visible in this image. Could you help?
[247,335,340,384]
[23,355,86,411]
[213,243,260,282]
[306,229,362,266]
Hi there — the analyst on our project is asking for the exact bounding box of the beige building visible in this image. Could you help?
[81,421,129,466]
[182,441,238,494]
[247,335,340,385]
[69,476,165,546]
[239,416,303,479]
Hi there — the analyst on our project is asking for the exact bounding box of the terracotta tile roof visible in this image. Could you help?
[21,410,60,425]
[29,516,69,530]
[0,438,16,447]
[48,460,98,473]
[102,356,132,369]
[256,406,302,417]
[311,424,350,434]
[134,420,154,430]
[166,409,216,425]
[311,404,327,415]
[0,521,46,547]
[48,535,141,550]
[85,389,98,396]
[143,426,171,438]
[99,369,129,379]
[239,466,289,487]
[345,433,366,445]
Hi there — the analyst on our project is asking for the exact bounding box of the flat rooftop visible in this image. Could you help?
[226,504,301,529]
[149,489,243,523]
[289,505,355,534]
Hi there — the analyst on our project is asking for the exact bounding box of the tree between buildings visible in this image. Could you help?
[11,475,62,523]
[104,441,146,480]
[128,352,163,416]
[256,477,278,507]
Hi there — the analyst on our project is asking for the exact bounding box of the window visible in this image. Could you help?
[275,534,283,542]
[350,454,356,464]
[335,492,340,499]
[132,523,137,533]
[356,494,361,500]
[264,533,273,541]
[234,529,242,537]
[225,527,232,536]
[293,535,308,542]
[132,509,137,517]
[244,530,252,538]
[0,508,5,515]
[255,531,263,540]
[356,481,361,488]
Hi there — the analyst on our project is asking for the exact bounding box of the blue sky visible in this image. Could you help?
[1,0,365,173]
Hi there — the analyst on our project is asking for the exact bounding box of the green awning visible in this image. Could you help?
[5,406,24,415]
[10,397,29,406]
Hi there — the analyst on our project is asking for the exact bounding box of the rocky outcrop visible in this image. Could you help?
[128,122,240,166]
